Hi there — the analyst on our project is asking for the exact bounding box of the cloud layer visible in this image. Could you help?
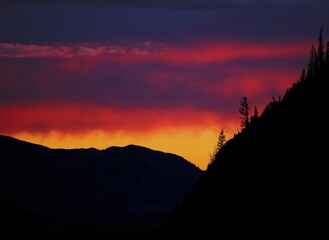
[1,1,328,169]
[1,0,329,8]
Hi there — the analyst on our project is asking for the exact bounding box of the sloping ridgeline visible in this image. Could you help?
[0,137,201,240]
[150,29,328,240]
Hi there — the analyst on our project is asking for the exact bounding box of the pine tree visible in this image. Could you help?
[250,106,259,123]
[239,96,249,130]
[217,128,226,149]
[209,128,226,164]
[326,41,329,63]
[300,68,306,82]
[307,45,316,77]
[317,26,325,68]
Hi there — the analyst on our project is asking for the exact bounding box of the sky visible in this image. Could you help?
[1,0,329,170]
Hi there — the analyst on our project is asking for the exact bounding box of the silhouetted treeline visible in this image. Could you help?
[147,27,328,240]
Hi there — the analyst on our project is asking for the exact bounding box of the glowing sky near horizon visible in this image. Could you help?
[1,0,329,170]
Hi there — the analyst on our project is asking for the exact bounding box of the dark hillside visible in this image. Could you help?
[0,136,200,240]
[150,32,328,240]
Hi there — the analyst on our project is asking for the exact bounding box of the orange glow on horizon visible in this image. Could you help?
[8,126,238,171]
[0,104,240,170]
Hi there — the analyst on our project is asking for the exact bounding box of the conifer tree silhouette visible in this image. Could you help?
[239,96,249,130]
[299,68,306,82]
[306,27,328,77]
[209,128,226,164]
[326,41,329,63]
[217,128,226,149]
[250,106,259,123]
[317,26,325,68]
[307,45,316,77]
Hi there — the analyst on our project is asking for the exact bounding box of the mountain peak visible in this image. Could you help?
[0,135,201,240]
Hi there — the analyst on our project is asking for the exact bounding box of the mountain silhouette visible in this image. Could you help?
[0,136,201,240]
[148,30,328,240]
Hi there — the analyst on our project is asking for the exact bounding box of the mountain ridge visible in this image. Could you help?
[0,134,201,240]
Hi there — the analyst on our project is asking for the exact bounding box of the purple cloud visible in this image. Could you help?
[1,0,329,8]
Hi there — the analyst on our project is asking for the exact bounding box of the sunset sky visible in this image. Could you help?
[1,0,329,170]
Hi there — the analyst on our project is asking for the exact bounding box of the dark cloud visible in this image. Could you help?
[1,0,329,9]
[1,3,329,46]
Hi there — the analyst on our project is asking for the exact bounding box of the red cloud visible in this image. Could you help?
[161,42,309,64]
[95,41,309,65]
[218,66,300,97]
[0,103,234,135]
[0,41,309,63]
